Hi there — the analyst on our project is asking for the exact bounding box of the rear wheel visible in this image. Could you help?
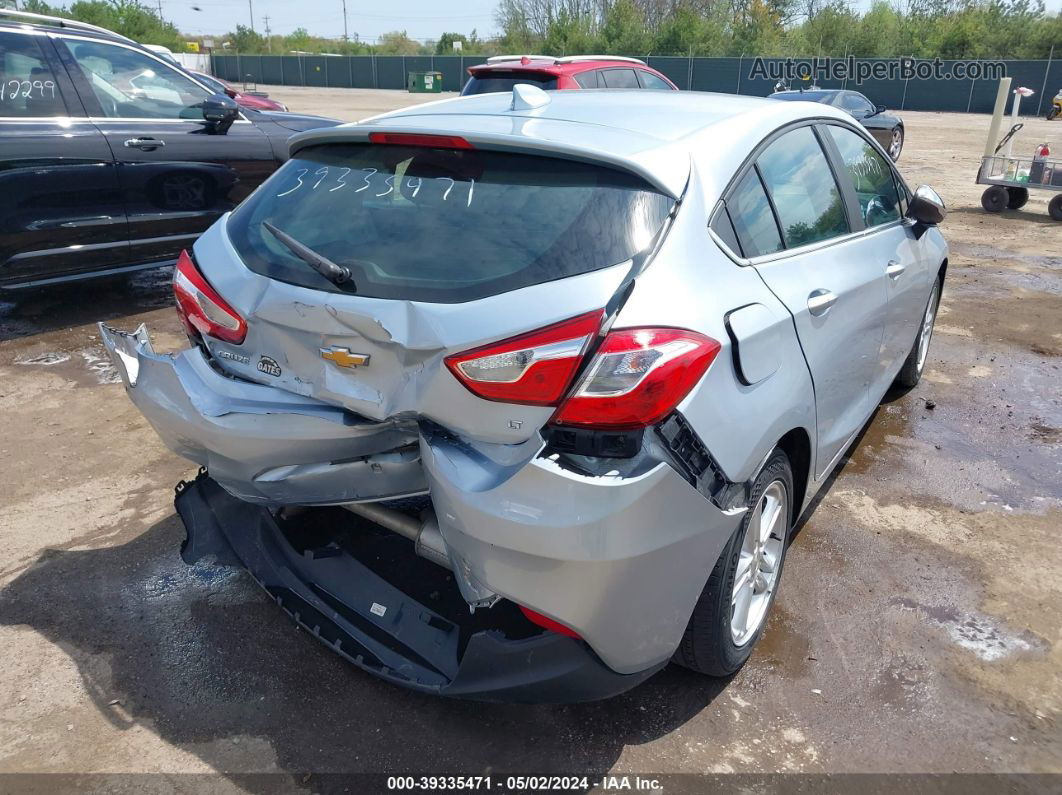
[1049,195,1062,222]
[1006,187,1029,209]
[895,277,941,388]
[674,449,793,677]
[981,185,1007,213]
[1048,106,1061,121]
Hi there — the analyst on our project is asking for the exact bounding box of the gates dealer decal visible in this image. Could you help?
[257,356,282,377]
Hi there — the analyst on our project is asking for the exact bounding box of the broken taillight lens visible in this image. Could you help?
[444,310,604,406]
[552,328,721,430]
[172,249,247,345]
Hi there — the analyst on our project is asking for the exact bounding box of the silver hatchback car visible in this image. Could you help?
[101,86,947,702]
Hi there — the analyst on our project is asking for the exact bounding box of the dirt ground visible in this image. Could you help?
[0,86,1060,785]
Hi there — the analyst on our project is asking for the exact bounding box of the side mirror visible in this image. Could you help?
[871,104,886,116]
[907,184,946,226]
[199,92,239,134]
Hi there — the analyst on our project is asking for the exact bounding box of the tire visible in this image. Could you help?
[888,125,904,161]
[1048,106,1061,121]
[674,449,794,677]
[1050,195,1062,222]
[1006,187,1029,210]
[981,185,1007,213]
[895,276,941,388]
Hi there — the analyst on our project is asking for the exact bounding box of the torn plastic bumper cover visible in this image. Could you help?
[175,473,663,702]
[98,323,426,506]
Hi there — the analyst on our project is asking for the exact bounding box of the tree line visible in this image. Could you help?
[494,0,1061,59]
[17,0,1062,59]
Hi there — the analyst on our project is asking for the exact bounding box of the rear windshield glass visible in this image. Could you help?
[226,143,674,303]
[462,72,558,95]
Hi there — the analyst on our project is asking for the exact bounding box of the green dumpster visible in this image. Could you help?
[407,71,443,93]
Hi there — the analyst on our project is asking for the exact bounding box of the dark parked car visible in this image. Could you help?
[769,89,905,161]
[0,10,339,290]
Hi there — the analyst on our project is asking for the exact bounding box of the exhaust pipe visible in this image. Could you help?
[341,502,450,569]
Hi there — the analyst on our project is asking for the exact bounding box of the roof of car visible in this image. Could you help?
[468,55,652,76]
[770,90,837,101]
[0,9,133,44]
[289,89,854,200]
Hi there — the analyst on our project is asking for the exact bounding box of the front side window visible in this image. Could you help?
[65,39,211,119]
[227,144,675,303]
[756,127,848,248]
[826,125,901,228]
[0,32,66,118]
[601,69,639,88]
[637,71,673,90]
[726,169,783,257]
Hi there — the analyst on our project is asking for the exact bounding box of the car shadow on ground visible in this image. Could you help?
[0,512,729,784]
[0,268,174,343]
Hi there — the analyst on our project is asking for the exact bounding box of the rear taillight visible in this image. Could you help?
[519,606,581,639]
[552,328,720,430]
[445,310,603,406]
[172,249,247,345]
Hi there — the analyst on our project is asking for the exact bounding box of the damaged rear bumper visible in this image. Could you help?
[102,324,744,683]
[98,323,426,505]
[176,473,663,702]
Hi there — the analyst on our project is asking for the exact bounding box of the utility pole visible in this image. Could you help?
[263,14,272,53]
[248,0,255,32]
[342,0,349,42]
[156,0,163,21]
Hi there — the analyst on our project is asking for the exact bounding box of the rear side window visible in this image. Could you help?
[840,92,874,114]
[462,72,558,95]
[601,69,639,88]
[826,125,901,228]
[574,71,600,89]
[227,144,675,303]
[726,169,783,257]
[756,127,849,248]
[0,32,66,118]
[637,71,673,90]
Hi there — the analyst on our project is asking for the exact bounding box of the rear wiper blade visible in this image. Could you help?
[262,221,354,288]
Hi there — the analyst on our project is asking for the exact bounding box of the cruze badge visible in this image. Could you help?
[320,347,371,369]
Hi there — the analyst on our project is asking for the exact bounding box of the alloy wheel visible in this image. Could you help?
[889,127,904,160]
[731,480,788,647]
[916,281,939,373]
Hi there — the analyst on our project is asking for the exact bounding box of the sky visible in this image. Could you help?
[161,0,501,42]
[161,0,1061,42]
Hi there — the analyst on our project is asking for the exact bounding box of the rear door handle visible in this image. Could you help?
[124,137,165,150]
[886,260,906,279]
[807,289,837,316]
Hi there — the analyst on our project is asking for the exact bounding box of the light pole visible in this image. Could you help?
[342,0,349,42]
[247,0,255,32]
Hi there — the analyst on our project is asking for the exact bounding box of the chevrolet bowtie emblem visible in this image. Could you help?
[320,347,371,368]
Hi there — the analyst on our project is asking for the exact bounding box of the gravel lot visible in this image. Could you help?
[1,86,1060,785]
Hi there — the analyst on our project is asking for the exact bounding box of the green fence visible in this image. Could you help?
[210,54,1062,116]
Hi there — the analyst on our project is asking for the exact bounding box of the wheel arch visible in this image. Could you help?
[775,427,812,518]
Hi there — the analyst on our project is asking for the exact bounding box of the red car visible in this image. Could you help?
[461,55,678,95]
[190,70,289,112]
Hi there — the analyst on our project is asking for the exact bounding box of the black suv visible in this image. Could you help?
[0,10,340,290]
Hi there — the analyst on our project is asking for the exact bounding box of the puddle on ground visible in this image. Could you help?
[890,596,1042,662]
[950,243,1062,271]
